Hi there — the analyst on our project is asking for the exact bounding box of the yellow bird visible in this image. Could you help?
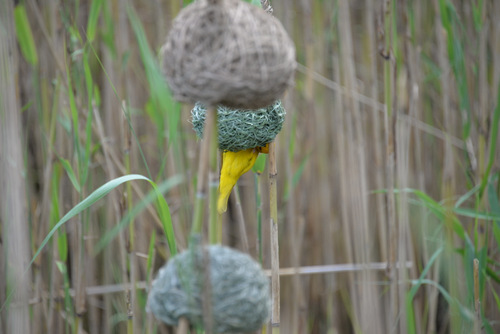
[218,144,269,213]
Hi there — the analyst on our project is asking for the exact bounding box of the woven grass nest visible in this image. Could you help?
[147,245,271,333]
[192,100,285,152]
[161,0,296,109]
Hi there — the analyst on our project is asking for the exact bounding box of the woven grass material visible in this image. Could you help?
[161,0,296,109]
[147,245,271,333]
[192,100,285,152]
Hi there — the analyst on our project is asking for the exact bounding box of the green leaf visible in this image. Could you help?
[407,247,443,334]
[152,181,179,256]
[86,0,104,42]
[453,207,499,221]
[491,282,500,311]
[409,189,466,239]
[127,5,180,148]
[472,0,484,31]
[283,153,310,201]
[93,175,183,255]
[488,175,500,249]
[252,154,267,174]
[486,265,500,284]
[56,260,73,330]
[479,83,500,197]
[31,174,151,270]
[438,0,471,139]
[14,4,38,65]
[454,183,481,209]
[59,158,81,193]
[0,174,181,313]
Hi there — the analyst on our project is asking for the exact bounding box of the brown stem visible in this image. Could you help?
[268,142,280,326]
[177,317,189,334]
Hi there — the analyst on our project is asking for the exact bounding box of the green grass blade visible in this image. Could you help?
[31,174,150,270]
[453,207,498,221]
[479,84,500,197]
[93,175,183,255]
[404,188,467,239]
[438,0,471,139]
[64,50,83,180]
[151,181,179,255]
[127,5,180,148]
[454,183,481,208]
[59,158,81,193]
[50,163,68,262]
[486,266,500,284]
[283,153,310,201]
[56,261,74,333]
[13,4,38,66]
[81,51,94,186]
[417,279,474,321]
[487,175,500,250]
[86,0,104,43]
[490,282,500,314]
[406,247,444,334]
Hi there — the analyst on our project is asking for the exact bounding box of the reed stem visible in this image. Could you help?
[268,141,280,326]
[208,108,220,244]
[191,107,215,236]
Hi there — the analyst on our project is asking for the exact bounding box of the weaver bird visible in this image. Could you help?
[218,144,269,213]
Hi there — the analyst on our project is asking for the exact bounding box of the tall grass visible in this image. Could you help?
[1,0,500,333]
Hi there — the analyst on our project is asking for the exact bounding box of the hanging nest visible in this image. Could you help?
[147,245,271,333]
[192,100,285,152]
[161,0,296,109]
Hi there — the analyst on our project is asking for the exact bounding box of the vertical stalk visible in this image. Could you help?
[208,109,220,244]
[191,107,215,236]
[177,317,189,334]
[230,187,249,252]
[383,0,398,330]
[0,2,32,331]
[269,141,280,326]
[365,0,387,268]
[123,102,135,334]
[473,258,480,334]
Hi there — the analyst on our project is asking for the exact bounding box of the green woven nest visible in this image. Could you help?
[147,245,271,333]
[192,100,286,152]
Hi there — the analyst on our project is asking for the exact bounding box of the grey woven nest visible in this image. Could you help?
[161,0,296,109]
[192,100,285,152]
[147,245,271,333]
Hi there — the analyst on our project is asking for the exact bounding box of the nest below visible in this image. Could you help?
[147,245,270,333]
[192,100,285,152]
[162,0,296,109]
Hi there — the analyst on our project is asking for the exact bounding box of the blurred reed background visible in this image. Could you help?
[1,0,500,333]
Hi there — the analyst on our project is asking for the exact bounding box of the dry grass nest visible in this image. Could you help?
[161,0,296,109]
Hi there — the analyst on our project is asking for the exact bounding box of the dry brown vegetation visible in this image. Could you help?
[1,0,500,333]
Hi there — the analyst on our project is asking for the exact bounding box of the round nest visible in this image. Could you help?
[147,245,270,333]
[192,100,285,152]
[161,0,296,109]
